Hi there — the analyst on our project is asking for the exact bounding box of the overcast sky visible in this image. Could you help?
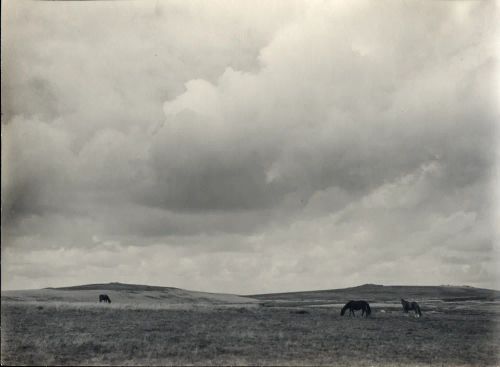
[2,0,499,293]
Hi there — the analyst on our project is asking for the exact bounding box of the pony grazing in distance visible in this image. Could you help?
[340,300,371,318]
[401,298,422,317]
[99,294,112,303]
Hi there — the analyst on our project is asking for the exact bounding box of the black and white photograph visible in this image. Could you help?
[1,0,499,365]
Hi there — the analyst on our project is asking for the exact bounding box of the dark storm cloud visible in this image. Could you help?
[1,0,498,291]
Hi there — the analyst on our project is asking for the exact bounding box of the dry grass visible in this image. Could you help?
[2,300,499,366]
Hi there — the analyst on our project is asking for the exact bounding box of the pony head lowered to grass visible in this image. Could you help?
[340,300,371,317]
[99,294,112,303]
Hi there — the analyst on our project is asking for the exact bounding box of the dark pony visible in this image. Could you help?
[99,294,112,303]
[401,298,421,317]
[340,300,371,317]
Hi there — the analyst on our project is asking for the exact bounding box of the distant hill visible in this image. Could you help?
[248,284,500,303]
[46,282,179,292]
[3,283,499,307]
[2,282,259,306]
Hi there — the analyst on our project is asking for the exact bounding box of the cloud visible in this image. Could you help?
[143,0,496,216]
[1,0,498,291]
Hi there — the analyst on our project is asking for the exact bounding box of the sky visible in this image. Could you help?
[1,0,499,293]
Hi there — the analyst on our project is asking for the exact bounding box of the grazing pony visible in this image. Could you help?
[401,298,421,317]
[99,294,112,303]
[340,300,371,318]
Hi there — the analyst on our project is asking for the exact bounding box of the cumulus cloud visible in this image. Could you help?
[1,0,498,291]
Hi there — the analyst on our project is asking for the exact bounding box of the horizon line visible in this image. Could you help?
[2,281,499,294]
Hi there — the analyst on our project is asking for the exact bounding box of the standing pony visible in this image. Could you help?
[401,298,422,317]
[340,300,371,318]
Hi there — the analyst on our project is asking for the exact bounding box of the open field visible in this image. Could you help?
[2,283,500,366]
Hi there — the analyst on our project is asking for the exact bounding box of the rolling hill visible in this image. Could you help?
[248,283,500,304]
[2,282,499,308]
[1,282,259,306]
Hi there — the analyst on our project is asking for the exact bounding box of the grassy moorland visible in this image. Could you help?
[1,283,499,366]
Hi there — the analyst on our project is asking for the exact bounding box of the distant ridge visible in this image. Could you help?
[39,282,500,302]
[46,282,179,292]
[4,282,260,305]
[248,284,500,302]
